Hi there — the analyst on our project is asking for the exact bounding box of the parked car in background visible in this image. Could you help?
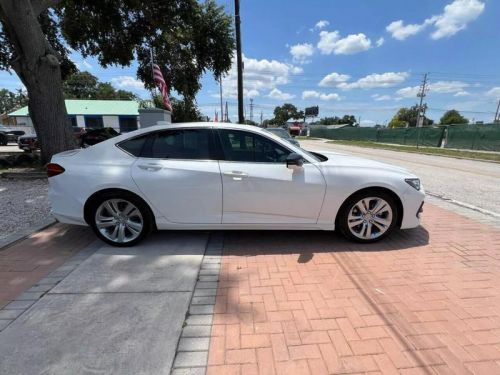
[0,125,25,145]
[47,122,424,247]
[18,127,119,152]
[80,127,119,148]
[266,127,300,147]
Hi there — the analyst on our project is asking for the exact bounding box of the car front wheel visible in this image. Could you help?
[90,193,153,247]
[338,191,398,243]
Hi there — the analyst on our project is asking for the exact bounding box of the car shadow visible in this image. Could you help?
[216,226,429,259]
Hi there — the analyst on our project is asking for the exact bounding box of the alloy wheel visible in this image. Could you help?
[347,197,393,240]
[95,199,144,243]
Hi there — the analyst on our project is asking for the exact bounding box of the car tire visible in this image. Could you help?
[337,190,399,243]
[0,134,7,146]
[89,192,154,247]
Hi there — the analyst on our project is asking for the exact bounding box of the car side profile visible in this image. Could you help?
[48,123,424,247]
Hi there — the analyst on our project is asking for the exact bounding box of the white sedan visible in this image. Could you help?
[48,123,425,246]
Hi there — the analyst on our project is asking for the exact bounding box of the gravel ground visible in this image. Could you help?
[0,178,50,240]
[302,140,500,215]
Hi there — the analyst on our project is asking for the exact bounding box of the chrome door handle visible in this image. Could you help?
[223,171,248,180]
[138,164,162,171]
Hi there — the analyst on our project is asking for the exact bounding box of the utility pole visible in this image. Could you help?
[495,99,500,123]
[250,98,254,123]
[416,73,429,149]
[260,111,263,126]
[225,101,229,122]
[235,0,244,124]
[416,73,429,128]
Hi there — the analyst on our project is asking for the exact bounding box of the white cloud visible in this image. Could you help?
[376,37,385,47]
[372,94,392,101]
[454,91,471,97]
[219,54,302,99]
[431,80,469,93]
[315,20,330,30]
[386,20,429,41]
[268,88,295,100]
[396,86,420,98]
[318,31,372,55]
[111,76,145,90]
[289,43,314,64]
[395,81,469,98]
[302,90,340,101]
[318,72,351,87]
[431,0,485,39]
[82,60,93,70]
[486,87,500,98]
[386,0,485,41]
[338,72,409,90]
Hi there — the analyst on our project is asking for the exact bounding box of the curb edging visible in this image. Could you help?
[170,232,224,375]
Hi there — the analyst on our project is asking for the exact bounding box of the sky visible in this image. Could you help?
[1,0,499,125]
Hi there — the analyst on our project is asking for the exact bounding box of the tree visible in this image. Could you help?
[63,71,98,99]
[0,0,234,163]
[0,88,28,114]
[272,104,304,125]
[151,95,203,123]
[63,71,138,100]
[440,109,468,125]
[314,115,356,125]
[389,106,433,128]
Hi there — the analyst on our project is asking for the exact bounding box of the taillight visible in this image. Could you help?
[46,163,65,178]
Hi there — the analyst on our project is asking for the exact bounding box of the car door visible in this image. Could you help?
[216,128,326,224]
[130,128,222,224]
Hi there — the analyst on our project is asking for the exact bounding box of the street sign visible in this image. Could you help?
[305,106,319,117]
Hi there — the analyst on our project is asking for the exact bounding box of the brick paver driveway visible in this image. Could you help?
[208,203,500,374]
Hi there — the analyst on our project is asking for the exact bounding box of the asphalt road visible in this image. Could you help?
[302,140,500,216]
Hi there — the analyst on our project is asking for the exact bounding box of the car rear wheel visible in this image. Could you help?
[338,191,398,243]
[0,134,7,146]
[90,193,153,247]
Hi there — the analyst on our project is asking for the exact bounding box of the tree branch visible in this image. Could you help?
[31,0,60,16]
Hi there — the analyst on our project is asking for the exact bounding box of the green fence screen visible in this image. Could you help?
[310,126,445,147]
[446,124,500,151]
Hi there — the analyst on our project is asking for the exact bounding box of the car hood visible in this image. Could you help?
[314,150,413,175]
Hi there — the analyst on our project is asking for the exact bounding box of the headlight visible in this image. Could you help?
[405,178,421,191]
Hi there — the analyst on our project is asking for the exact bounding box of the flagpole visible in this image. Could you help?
[150,47,158,105]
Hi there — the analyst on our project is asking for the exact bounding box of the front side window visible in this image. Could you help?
[147,129,214,160]
[218,129,291,163]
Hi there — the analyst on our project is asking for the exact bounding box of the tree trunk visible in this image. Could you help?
[23,58,75,164]
[0,0,75,164]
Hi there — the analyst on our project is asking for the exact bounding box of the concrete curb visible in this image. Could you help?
[1,172,46,179]
[171,232,224,375]
[0,218,57,252]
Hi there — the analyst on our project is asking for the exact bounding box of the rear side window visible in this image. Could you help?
[117,135,148,157]
[146,129,214,160]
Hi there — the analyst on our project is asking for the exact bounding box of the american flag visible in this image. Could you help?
[153,64,173,112]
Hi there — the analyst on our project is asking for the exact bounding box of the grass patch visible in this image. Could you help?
[296,136,323,140]
[325,140,500,162]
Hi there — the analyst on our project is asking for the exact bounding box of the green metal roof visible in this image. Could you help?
[9,100,139,117]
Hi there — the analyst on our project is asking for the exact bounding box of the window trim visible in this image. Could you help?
[215,128,295,164]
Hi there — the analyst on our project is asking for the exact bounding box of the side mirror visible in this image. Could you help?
[286,152,304,169]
